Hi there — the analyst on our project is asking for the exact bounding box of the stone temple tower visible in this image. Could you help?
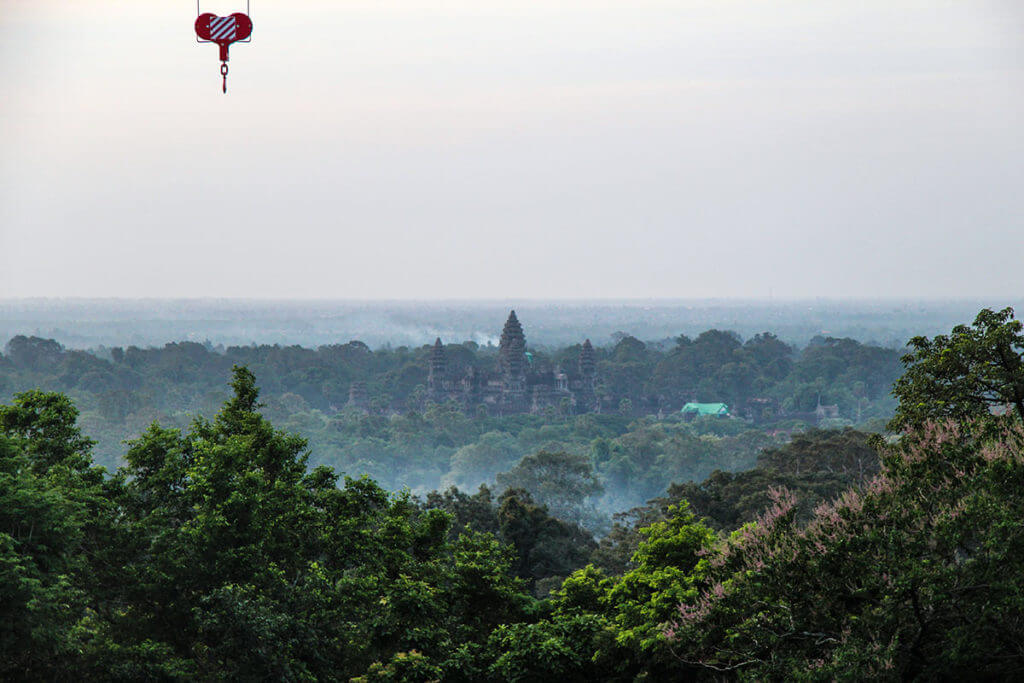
[498,310,528,411]
[346,381,369,412]
[427,337,448,402]
[577,339,597,411]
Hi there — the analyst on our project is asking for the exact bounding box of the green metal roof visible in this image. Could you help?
[681,402,730,416]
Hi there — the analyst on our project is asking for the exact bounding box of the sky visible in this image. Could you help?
[1,0,1022,300]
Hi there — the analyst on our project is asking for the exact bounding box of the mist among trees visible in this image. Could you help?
[2,307,1024,678]
[1,320,900,511]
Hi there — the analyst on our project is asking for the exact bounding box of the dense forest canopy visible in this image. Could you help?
[2,307,1024,679]
[0,325,900,512]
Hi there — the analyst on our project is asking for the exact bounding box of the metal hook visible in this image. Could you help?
[221,62,229,93]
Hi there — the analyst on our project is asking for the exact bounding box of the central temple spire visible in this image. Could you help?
[499,310,524,351]
[499,310,526,377]
[427,337,448,402]
[498,310,527,411]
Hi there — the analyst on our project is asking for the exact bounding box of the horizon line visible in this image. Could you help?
[1,296,1017,305]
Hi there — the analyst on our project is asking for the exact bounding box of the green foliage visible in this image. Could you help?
[0,391,110,679]
[664,468,850,532]
[669,427,879,531]
[0,390,97,474]
[666,421,1024,679]
[0,368,540,680]
[422,485,598,595]
[446,431,520,490]
[597,421,777,510]
[756,427,879,480]
[603,503,714,660]
[496,450,603,529]
[354,650,443,682]
[892,306,1024,430]
[484,613,614,682]
[478,503,716,681]
[590,428,881,576]
[4,306,1020,680]
[1,329,902,491]
[423,485,501,539]
[496,490,597,591]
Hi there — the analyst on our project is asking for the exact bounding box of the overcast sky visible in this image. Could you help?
[1,1,1022,299]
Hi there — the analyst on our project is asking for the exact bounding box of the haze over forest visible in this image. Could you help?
[4,301,1024,678]
[2,300,911,491]
[2,298,1019,350]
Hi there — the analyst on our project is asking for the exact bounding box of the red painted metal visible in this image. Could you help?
[195,12,252,93]
[195,13,253,61]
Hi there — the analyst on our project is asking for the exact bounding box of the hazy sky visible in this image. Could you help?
[1,1,1022,299]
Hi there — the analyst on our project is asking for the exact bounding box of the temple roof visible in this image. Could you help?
[681,402,730,416]
[429,337,447,364]
[499,310,525,350]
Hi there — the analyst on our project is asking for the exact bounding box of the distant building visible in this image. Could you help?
[346,381,370,412]
[426,337,450,403]
[742,396,778,423]
[681,402,730,419]
[425,310,600,416]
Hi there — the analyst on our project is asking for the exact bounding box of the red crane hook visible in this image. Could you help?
[195,12,253,93]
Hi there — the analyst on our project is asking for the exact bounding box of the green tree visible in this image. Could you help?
[446,431,520,490]
[424,484,501,539]
[891,307,1024,430]
[0,391,111,679]
[667,420,1024,679]
[0,391,97,474]
[483,503,715,681]
[756,427,879,481]
[60,366,542,679]
[496,450,603,528]
[4,335,64,371]
[497,489,597,589]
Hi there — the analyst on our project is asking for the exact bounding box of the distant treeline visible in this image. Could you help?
[0,331,900,504]
[2,299,1004,349]
[0,329,901,418]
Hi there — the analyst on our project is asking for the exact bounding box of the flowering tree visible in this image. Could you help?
[667,420,1024,679]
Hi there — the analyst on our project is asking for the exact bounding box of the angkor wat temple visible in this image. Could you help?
[425,310,599,415]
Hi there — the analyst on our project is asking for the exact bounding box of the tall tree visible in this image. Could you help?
[891,307,1024,430]
[496,450,603,528]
